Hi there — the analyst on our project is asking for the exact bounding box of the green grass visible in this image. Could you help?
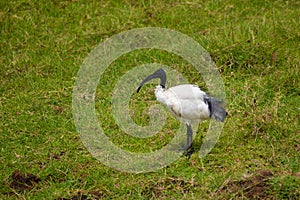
[1,0,299,199]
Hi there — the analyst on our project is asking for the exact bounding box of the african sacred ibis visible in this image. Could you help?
[137,68,227,156]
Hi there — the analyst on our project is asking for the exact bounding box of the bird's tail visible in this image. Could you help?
[204,96,227,122]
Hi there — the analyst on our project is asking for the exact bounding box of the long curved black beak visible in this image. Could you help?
[137,68,167,93]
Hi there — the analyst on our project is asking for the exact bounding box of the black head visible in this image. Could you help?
[137,68,167,93]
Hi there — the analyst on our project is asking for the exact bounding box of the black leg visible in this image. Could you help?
[186,123,193,149]
[184,123,195,158]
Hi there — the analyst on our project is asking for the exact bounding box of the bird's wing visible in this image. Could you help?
[167,84,206,100]
[164,84,210,121]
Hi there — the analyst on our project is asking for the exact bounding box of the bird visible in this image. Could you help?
[137,68,227,157]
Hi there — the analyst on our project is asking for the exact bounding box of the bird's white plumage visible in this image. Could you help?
[155,84,210,123]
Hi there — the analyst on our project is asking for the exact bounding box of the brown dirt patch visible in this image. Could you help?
[141,176,195,198]
[55,190,106,200]
[218,170,274,199]
[9,170,41,192]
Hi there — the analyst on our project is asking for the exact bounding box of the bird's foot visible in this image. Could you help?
[183,146,195,159]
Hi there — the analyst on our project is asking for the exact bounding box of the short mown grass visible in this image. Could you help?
[1,0,299,199]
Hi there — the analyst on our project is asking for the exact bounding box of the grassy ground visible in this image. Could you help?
[1,0,299,199]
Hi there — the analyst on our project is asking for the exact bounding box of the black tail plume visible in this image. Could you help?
[204,95,227,122]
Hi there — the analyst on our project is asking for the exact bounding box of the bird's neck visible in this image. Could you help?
[155,85,164,93]
[155,85,168,105]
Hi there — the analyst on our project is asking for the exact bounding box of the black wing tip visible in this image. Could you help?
[218,115,226,122]
[205,95,227,122]
[212,111,227,122]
